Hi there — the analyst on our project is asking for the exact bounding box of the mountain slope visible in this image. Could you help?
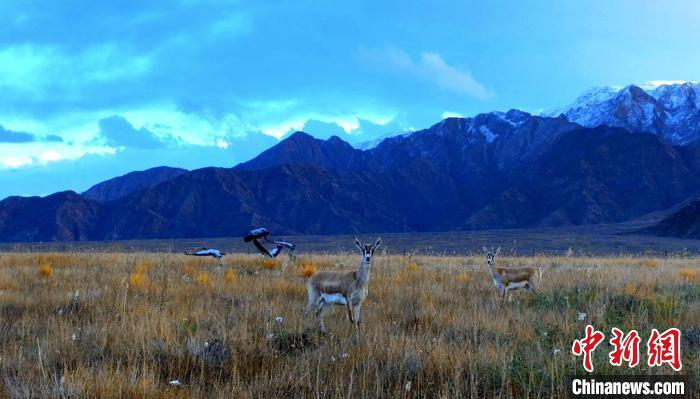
[83,166,188,202]
[472,127,699,228]
[642,197,700,238]
[0,191,102,241]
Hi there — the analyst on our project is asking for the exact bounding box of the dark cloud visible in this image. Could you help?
[0,124,35,143]
[98,115,169,149]
[0,124,64,143]
[45,134,63,142]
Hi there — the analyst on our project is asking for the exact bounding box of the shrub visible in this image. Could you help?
[135,260,156,274]
[39,263,53,279]
[299,260,317,277]
[224,270,237,284]
[129,272,149,289]
[195,272,211,286]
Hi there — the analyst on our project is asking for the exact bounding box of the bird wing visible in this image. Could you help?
[253,240,273,258]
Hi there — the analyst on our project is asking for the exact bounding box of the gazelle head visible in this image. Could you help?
[354,236,382,263]
[483,246,501,265]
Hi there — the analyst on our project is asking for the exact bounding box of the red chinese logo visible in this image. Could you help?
[572,326,683,372]
[647,328,682,371]
[572,325,606,372]
[609,328,640,367]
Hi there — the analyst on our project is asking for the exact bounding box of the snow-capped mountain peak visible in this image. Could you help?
[553,81,700,145]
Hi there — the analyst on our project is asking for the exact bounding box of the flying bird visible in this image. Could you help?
[185,247,226,266]
[244,228,296,258]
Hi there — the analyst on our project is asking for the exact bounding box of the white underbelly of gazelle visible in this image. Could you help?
[506,281,528,290]
[321,293,347,305]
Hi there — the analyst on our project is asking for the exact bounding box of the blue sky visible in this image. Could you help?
[1,0,699,198]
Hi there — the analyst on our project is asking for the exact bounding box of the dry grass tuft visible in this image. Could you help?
[262,259,281,269]
[642,259,660,269]
[407,261,420,273]
[0,274,19,290]
[623,281,655,300]
[224,269,237,284]
[457,270,472,284]
[129,272,149,289]
[679,268,699,282]
[135,260,156,273]
[195,272,212,286]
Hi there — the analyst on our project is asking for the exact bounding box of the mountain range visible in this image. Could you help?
[2,82,700,242]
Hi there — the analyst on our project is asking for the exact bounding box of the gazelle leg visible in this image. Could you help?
[527,282,539,294]
[319,317,326,334]
[317,303,329,334]
[352,303,362,327]
[305,290,320,316]
[315,299,326,316]
[346,303,354,324]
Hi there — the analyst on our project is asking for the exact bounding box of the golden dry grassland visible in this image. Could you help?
[0,252,698,398]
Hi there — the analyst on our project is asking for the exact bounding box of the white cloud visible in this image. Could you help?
[2,156,33,169]
[215,138,230,149]
[38,150,63,163]
[441,111,464,119]
[262,120,305,139]
[0,143,115,170]
[336,119,360,133]
[420,52,493,99]
[360,47,494,100]
[639,80,699,90]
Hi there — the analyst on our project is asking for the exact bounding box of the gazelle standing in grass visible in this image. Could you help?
[483,246,541,304]
[306,237,381,333]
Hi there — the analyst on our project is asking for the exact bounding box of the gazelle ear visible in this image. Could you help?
[373,236,382,248]
[354,236,363,251]
[496,247,501,255]
[483,246,489,254]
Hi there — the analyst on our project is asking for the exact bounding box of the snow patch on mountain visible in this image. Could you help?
[639,80,698,91]
[479,126,497,143]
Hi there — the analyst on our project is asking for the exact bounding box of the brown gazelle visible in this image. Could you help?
[306,236,381,333]
[483,246,541,303]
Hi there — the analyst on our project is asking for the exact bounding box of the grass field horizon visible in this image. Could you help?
[0,250,697,397]
[2,221,700,257]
